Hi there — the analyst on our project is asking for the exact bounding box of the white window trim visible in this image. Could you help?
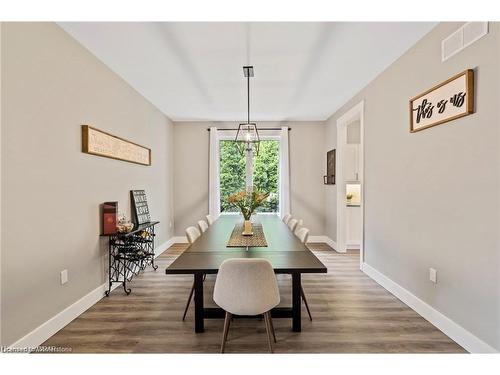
[217,131,284,215]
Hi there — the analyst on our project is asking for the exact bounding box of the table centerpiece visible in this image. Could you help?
[228,188,269,235]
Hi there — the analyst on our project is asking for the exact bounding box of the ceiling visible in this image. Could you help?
[59,22,436,122]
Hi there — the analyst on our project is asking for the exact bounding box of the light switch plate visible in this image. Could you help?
[429,268,437,283]
[60,269,68,285]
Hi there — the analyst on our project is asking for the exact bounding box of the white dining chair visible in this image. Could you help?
[214,258,280,353]
[198,220,209,233]
[287,218,298,232]
[282,213,292,225]
[183,226,202,321]
[294,227,313,321]
[295,227,309,244]
[206,214,215,226]
[294,219,304,234]
[186,226,201,244]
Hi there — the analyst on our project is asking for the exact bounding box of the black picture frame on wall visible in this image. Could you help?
[323,149,336,185]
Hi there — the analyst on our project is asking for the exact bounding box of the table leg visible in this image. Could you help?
[194,273,204,333]
[292,273,301,332]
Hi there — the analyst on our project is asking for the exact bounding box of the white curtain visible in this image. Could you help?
[279,126,290,218]
[208,127,221,219]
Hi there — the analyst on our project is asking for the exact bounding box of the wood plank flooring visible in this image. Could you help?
[42,244,465,353]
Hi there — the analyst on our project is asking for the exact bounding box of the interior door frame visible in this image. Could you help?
[336,101,365,269]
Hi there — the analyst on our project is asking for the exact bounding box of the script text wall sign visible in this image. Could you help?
[81,125,151,166]
[409,70,474,133]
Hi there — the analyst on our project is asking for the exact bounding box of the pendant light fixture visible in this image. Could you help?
[235,65,260,156]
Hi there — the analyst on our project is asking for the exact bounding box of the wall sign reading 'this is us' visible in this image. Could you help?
[409,69,474,133]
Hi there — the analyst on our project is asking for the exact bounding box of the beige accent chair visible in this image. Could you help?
[206,214,215,226]
[214,258,280,353]
[198,220,209,233]
[182,226,202,321]
[282,213,292,225]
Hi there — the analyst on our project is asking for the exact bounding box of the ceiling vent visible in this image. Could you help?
[442,22,488,62]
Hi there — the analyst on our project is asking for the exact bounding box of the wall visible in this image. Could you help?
[173,121,326,236]
[324,22,499,350]
[1,23,175,346]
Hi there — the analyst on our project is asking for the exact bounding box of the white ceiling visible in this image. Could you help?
[59,22,436,122]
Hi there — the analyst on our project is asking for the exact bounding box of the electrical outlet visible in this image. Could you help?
[60,269,68,285]
[429,268,437,283]
[169,221,172,229]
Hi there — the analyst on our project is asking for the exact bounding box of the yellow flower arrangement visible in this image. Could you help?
[228,188,270,220]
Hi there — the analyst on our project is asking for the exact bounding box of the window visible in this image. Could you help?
[219,140,280,213]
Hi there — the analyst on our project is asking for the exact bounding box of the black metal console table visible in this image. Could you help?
[101,221,159,296]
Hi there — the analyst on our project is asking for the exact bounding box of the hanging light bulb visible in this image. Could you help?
[235,66,260,155]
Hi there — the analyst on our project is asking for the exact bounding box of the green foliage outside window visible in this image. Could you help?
[219,140,279,213]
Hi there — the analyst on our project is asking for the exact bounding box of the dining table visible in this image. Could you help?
[165,214,327,333]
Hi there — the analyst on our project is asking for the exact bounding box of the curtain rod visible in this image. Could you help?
[207,127,291,131]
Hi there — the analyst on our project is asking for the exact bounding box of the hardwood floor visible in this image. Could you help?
[42,244,466,353]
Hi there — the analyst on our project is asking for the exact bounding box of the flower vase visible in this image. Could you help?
[242,219,253,236]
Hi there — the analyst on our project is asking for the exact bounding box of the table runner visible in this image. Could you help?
[227,222,268,247]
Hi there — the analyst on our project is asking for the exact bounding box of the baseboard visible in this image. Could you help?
[362,262,498,353]
[9,237,175,350]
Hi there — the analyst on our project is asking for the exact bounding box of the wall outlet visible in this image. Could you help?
[429,268,437,283]
[60,269,68,285]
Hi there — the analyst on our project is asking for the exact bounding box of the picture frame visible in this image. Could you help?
[81,125,151,165]
[409,69,474,133]
[323,149,336,185]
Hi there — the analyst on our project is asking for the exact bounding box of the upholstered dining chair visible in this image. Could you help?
[182,226,202,321]
[186,226,201,244]
[214,258,280,353]
[287,218,298,232]
[294,227,313,321]
[282,213,292,225]
[294,219,304,234]
[295,227,309,244]
[197,220,209,233]
[206,214,215,226]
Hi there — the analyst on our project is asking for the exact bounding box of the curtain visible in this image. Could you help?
[279,126,290,218]
[208,127,221,219]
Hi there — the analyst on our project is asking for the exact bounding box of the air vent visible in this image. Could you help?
[442,22,488,62]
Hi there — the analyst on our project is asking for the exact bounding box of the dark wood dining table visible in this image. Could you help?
[165,214,327,333]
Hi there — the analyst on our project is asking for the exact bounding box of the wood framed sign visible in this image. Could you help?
[81,125,151,165]
[409,69,474,133]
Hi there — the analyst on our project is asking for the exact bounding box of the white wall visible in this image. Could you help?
[1,23,175,346]
[173,121,326,236]
[324,22,499,350]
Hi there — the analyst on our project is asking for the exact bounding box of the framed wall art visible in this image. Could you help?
[81,125,151,165]
[323,149,336,185]
[409,69,474,133]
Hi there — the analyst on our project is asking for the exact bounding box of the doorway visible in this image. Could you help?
[336,101,364,269]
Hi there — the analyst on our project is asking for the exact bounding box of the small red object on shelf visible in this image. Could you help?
[103,202,118,235]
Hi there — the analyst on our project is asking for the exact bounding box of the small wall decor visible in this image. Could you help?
[409,69,474,133]
[323,149,336,185]
[130,190,151,225]
[82,125,151,165]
